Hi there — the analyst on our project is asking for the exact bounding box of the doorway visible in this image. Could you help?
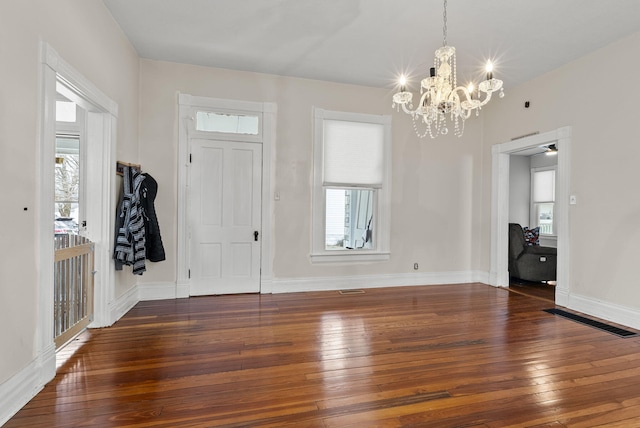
[490,127,571,305]
[177,94,276,297]
[39,42,117,369]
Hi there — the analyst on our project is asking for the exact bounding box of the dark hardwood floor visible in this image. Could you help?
[7,283,640,427]
[508,279,556,302]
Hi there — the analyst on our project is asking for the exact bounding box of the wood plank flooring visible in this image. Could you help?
[509,280,556,302]
[7,283,640,427]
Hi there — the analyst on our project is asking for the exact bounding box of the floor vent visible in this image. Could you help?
[339,289,365,295]
[544,308,638,338]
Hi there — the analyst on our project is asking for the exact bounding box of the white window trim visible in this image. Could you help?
[530,165,557,237]
[311,108,392,263]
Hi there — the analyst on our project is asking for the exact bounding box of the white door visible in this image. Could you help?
[189,139,262,295]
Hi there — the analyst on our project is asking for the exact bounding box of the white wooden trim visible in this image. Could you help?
[37,43,57,371]
[177,94,275,294]
[261,103,277,292]
[561,291,640,332]
[554,127,572,307]
[108,285,139,322]
[490,150,510,287]
[490,127,571,303]
[138,282,180,301]
[177,99,191,297]
[40,42,118,329]
[271,271,489,294]
[0,343,55,426]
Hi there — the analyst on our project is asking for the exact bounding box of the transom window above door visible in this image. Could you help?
[195,110,260,136]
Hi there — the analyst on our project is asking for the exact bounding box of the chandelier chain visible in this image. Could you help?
[442,0,447,46]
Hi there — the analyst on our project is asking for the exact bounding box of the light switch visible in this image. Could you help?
[274,191,280,201]
[569,195,577,205]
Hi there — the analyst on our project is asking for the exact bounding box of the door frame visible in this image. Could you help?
[489,126,571,306]
[177,94,276,296]
[39,42,117,371]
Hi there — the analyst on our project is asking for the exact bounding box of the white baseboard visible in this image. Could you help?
[561,291,640,331]
[555,287,569,307]
[138,277,273,300]
[109,285,139,323]
[271,270,489,294]
[260,277,273,294]
[138,281,181,301]
[176,280,190,298]
[0,343,55,426]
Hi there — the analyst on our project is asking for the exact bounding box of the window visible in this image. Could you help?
[55,136,80,233]
[195,111,260,135]
[311,108,391,262]
[531,167,556,235]
[54,96,85,236]
[326,188,374,250]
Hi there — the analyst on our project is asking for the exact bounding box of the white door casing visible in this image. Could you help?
[189,140,262,295]
[490,126,571,305]
[177,94,276,297]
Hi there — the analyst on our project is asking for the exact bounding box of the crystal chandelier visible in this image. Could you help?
[392,0,504,138]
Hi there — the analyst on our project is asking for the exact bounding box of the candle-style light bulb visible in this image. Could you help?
[467,83,475,99]
[485,61,494,80]
[399,75,407,92]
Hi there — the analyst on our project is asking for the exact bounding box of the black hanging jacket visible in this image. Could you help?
[140,173,166,262]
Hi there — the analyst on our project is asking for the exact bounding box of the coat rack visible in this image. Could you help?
[116,161,141,176]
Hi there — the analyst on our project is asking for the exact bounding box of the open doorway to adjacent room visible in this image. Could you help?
[490,127,571,306]
[508,144,558,302]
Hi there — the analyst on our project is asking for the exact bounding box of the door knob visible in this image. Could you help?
[254,231,259,241]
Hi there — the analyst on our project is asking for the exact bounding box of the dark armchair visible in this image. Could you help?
[508,223,557,282]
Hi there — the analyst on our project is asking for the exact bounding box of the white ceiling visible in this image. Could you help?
[102,0,640,90]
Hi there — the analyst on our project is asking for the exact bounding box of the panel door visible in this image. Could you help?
[189,139,262,295]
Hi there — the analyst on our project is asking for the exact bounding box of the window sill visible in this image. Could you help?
[310,251,390,264]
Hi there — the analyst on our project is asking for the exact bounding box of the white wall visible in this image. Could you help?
[0,0,138,397]
[509,155,530,226]
[137,59,488,291]
[482,31,640,314]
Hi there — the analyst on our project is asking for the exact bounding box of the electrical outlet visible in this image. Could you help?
[413,263,419,270]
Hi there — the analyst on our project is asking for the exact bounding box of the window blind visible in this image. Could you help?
[533,170,555,202]
[323,120,384,187]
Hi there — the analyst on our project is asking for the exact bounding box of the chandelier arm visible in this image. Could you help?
[475,90,493,107]
[400,102,417,115]
[450,86,473,104]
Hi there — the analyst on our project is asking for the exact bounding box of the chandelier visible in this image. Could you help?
[392,0,504,138]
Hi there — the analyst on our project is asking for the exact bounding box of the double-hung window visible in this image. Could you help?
[311,108,391,262]
[531,167,556,235]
